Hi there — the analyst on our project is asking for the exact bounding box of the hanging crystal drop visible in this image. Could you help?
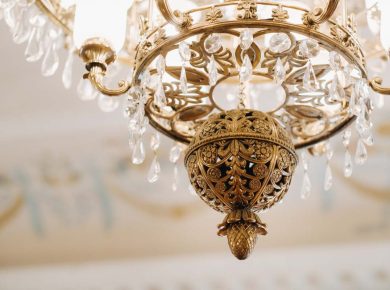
[98,94,119,112]
[299,39,320,58]
[172,164,178,192]
[342,129,352,147]
[324,163,333,191]
[169,144,182,163]
[179,42,191,62]
[132,138,146,165]
[156,55,165,76]
[239,54,252,83]
[204,33,222,54]
[239,28,253,51]
[62,50,73,89]
[24,27,44,62]
[348,87,357,115]
[329,51,342,71]
[41,41,59,77]
[300,172,312,200]
[274,57,285,85]
[303,60,318,91]
[150,133,160,151]
[180,65,188,94]
[3,3,17,29]
[139,70,151,88]
[208,55,218,86]
[269,33,291,53]
[329,73,344,102]
[147,156,161,183]
[355,138,368,165]
[154,81,166,107]
[344,150,353,178]
[77,78,97,101]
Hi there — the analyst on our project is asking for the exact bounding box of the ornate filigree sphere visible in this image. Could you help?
[185,109,298,259]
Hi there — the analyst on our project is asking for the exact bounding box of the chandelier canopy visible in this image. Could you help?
[1,0,389,259]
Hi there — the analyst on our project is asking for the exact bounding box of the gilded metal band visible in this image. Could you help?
[305,0,340,25]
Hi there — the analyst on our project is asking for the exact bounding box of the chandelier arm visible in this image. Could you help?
[155,0,189,28]
[369,77,390,95]
[88,71,131,97]
[306,0,340,25]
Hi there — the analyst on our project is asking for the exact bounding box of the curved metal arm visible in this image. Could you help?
[306,0,340,25]
[88,70,131,97]
[155,0,191,28]
[369,77,390,95]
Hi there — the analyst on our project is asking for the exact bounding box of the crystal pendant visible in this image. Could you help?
[269,33,291,53]
[172,164,178,191]
[139,70,151,88]
[344,150,353,178]
[299,39,320,58]
[300,172,311,200]
[348,87,357,115]
[355,138,368,165]
[274,57,285,84]
[329,51,342,71]
[169,144,182,163]
[154,81,167,107]
[324,163,333,191]
[77,78,97,101]
[98,94,119,112]
[24,27,44,62]
[180,65,188,94]
[150,133,160,151]
[147,156,161,183]
[342,129,352,147]
[179,42,191,62]
[303,61,319,91]
[41,42,59,77]
[204,33,222,54]
[329,73,344,101]
[156,55,165,76]
[3,3,18,29]
[239,28,253,51]
[62,50,74,89]
[208,55,218,86]
[239,54,252,83]
[132,139,146,165]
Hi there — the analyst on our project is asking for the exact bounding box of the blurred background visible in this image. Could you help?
[0,0,390,289]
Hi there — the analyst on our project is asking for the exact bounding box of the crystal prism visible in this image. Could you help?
[208,55,218,86]
[179,42,191,62]
[300,172,311,200]
[25,27,44,62]
[147,156,161,183]
[180,65,188,94]
[169,144,182,163]
[204,33,222,54]
[269,33,291,53]
[154,81,167,107]
[139,70,151,88]
[329,73,344,101]
[62,50,74,89]
[239,54,252,83]
[355,138,368,165]
[240,28,253,51]
[274,57,285,84]
[344,150,353,178]
[77,78,97,101]
[150,133,160,151]
[324,164,333,191]
[132,139,146,165]
[303,61,319,91]
[41,42,59,77]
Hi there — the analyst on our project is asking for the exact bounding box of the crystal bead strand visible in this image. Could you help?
[204,33,221,87]
[154,55,167,107]
[342,129,353,177]
[169,143,182,192]
[147,132,161,183]
[300,151,312,200]
[238,28,253,108]
[324,143,333,191]
[299,39,320,92]
[179,42,191,94]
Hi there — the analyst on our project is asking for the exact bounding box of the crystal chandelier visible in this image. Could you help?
[1,0,389,259]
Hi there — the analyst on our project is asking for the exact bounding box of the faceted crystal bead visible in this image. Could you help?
[303,61,319,91]
[169,144,182,163]
[147,156,161,183]
[179,42,191,62]
[299,39,320,58]
[156,55,165,76]
[269,33,291,53]
[239,54,252,83]
[344,150,353,178]
[97,94,119,112]
[239,28,253,51]
[62,50,74,89]
[342,129,352,147]
[132,139,146,165]
[274,57,285,85]
[300,172,312,200]
[204,33,222,54]
[41,42,59,77]
[150,133,160,151]
[139,70,151,88]
[355,138,368,165]
[329,51,342,71]
[12,12,31,44]
[180,65,188,94]
[172,165,178,192]
[208,55,218,86]
[324,163,333,191]
[77,78,97,101]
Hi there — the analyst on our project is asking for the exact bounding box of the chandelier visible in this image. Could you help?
[1,0,389,259]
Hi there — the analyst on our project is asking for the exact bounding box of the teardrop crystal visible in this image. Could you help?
[62,50,73,89]
[24,27,44,62]
[274,57,285,85]
[239,54,252,83]
[329,51,342,71]
[41,42,59,77]
[208,55,218,86]
[77,78,97,101]
[147,156,161,183]
[180,65,188,94]
[169,144,182,163]
[132,139,146,165]
[269,33,291,53]
[355,138,368,165]
[179,41,191,62]
[239,28,253,51]
[204,33,222,54]
[342,129,352,147]
[344,150,353,178]
[300,172,312,200]
[329,73,344,102]
[97,94,119,112]
[324,163,333,191]
[154,80,167,107]
[150,133,160,151]
[156,55,165,76]
[303,60,319,92]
